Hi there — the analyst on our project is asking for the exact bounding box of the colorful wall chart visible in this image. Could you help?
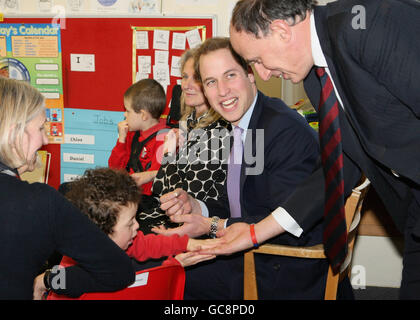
[0,23,64,144]
[61,108,123,183]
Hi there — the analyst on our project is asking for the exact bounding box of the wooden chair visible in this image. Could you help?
[243,177,371,300]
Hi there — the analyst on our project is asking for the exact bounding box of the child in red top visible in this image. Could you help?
[109,79,169,195]
[48,168,217,300]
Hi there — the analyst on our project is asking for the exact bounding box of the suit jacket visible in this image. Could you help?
[207,91,323,243]
[190,91,328,299]
[292,0,420,234]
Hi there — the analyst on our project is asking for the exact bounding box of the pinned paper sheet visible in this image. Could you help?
[185,28,202,48]
[172,32,186,50]
[155,50,169,65]
[136,72,149,81]
[170,56,181,78]
[153,29,170,51]
[153,64,170,87]
[138,55,151,74]
[136,31,149,49]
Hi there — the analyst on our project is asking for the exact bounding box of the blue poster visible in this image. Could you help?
[61,108,124,183]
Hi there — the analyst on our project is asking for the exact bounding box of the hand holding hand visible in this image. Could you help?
[199,222,254,256]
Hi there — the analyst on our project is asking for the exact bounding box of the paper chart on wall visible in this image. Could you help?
[61,108,124,184]
[0,23,64,144]
[132,25,207,93]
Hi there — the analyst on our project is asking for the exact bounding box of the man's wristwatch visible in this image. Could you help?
[209,216,220,239]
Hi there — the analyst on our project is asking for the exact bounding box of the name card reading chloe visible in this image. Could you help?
[63,153,94,164]
[64,134,95,145]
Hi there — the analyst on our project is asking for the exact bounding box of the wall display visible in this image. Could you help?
[61,108,123,183]
[0,23,64,144]
[132,25,206,114]
[3,16,215,189]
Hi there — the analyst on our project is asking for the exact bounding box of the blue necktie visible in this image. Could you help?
[227,126,244,218]
[316,67,347,273]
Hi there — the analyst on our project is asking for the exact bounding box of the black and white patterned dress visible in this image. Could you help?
[137,112,231,234]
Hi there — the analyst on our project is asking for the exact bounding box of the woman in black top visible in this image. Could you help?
[0,77,134,299]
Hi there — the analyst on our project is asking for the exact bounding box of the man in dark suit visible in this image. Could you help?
[155,37,330,299]
[207,0,420,299]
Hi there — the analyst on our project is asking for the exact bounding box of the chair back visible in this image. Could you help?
[48,264,185,300]
[324,177,370,299]
[243,176,371,300]
[338,177,371,276]
[80,264,185,300]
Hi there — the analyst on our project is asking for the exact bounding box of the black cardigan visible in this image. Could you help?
[0,166,135,299]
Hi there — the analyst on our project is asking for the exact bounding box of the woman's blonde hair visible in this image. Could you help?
[0,76,45,169]
[179,49,223,130]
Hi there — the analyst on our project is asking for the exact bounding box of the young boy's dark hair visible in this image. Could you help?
[124,78,166,119]
[65,168,141,235]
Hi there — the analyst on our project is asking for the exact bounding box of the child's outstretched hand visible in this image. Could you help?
[174,252,215,267]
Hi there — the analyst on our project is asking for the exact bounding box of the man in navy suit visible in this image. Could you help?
[155,37,331,299]
[206,0,420,299]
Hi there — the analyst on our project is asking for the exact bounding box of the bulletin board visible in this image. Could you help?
[2,16,215,189]
[132,25,208,112]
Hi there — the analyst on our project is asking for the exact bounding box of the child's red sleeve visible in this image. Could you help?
[126,231,189,261]
[108,132,135,169]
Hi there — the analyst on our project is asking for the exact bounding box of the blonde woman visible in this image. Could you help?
[0,77,134,299]
[137,49,231,235]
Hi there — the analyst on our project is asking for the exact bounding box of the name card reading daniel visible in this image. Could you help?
[61,108,124,183]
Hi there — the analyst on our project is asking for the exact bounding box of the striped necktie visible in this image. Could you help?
[316,67,348,273]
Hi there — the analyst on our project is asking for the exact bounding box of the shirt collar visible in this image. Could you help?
[234,91,258,134]
[310,11,328,68]
[0,161,19,178]
[140,118,167,139]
